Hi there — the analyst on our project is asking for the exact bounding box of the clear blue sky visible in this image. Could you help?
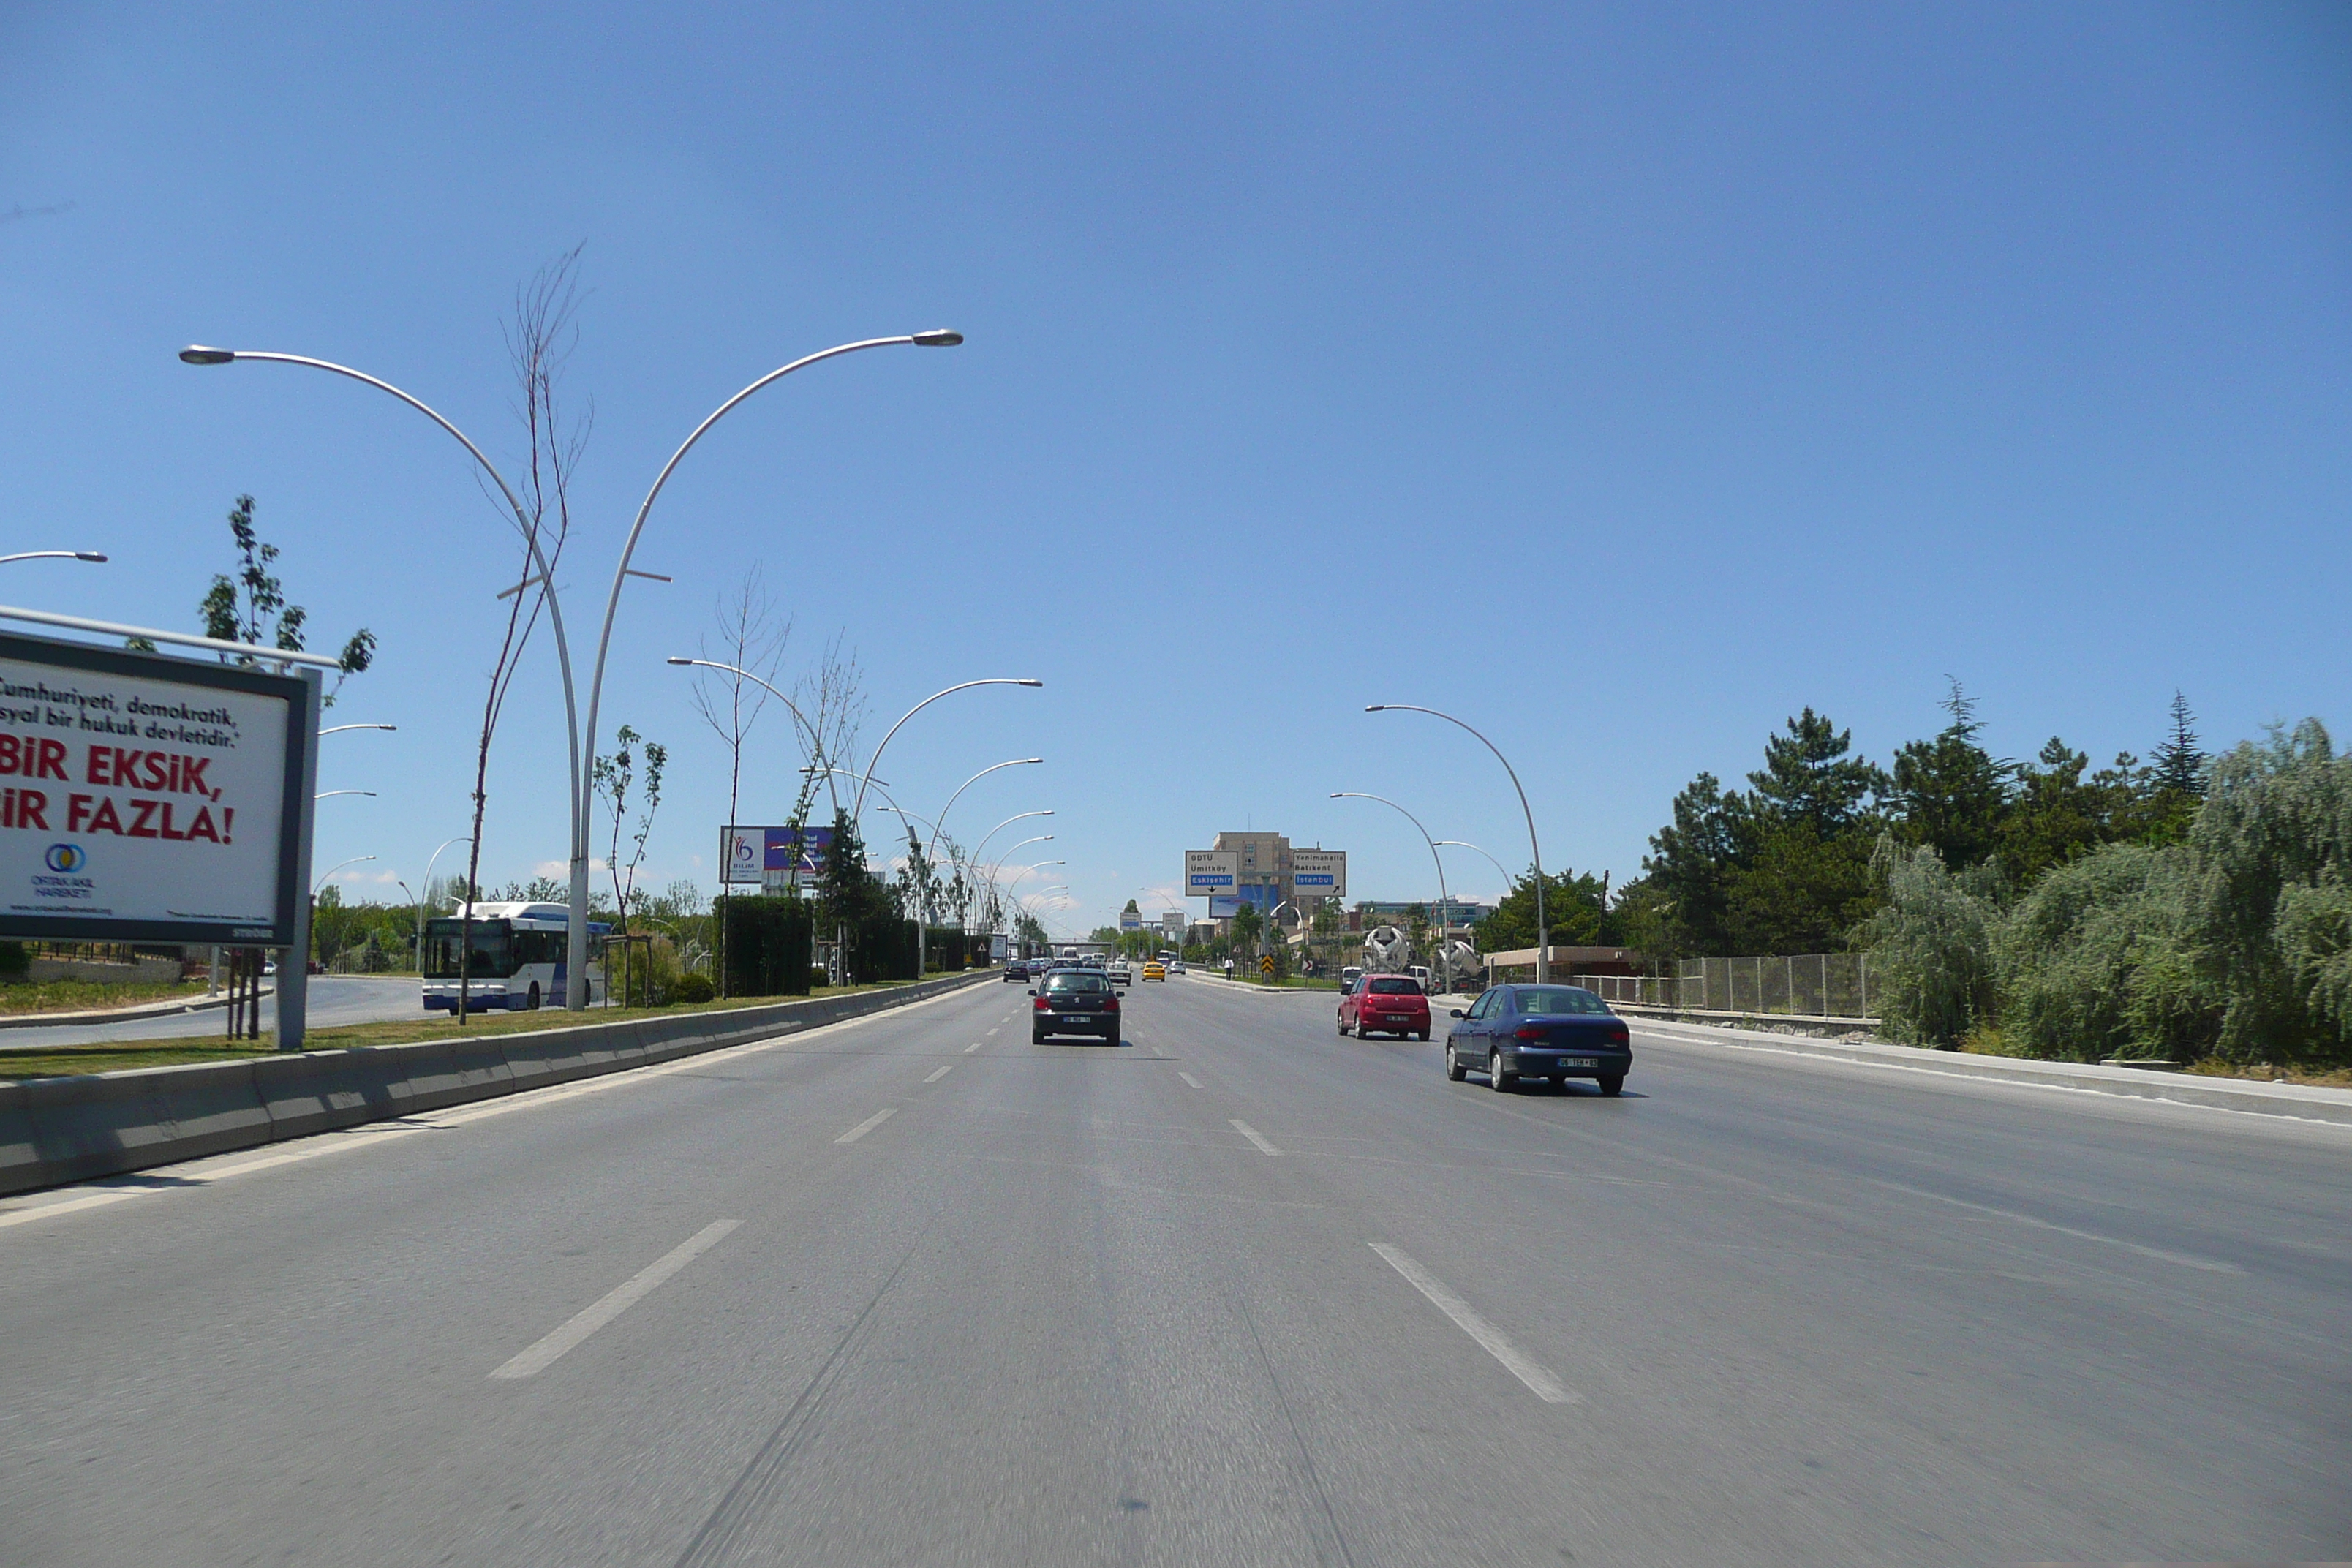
[2,2,2345,935]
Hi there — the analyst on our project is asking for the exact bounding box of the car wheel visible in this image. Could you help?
[1599,1074,1624,1097]
[1489,1049,1514,1092]
[1107,1028,1122,1047]
[1416,1029,1429,1042]
[1445,1046,1466,1082]
[1032,1030,1047,1044]
[527,983,541,1011]
[1337,1014,1349,1036]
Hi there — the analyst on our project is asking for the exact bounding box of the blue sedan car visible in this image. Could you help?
[1444,984,1632,1095]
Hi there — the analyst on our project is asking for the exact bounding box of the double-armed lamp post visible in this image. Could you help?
[184,330,964,1007]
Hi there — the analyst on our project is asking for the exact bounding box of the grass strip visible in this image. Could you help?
[0,979,214,1015]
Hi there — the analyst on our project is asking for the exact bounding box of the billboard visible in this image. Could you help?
[0,633,307,945]
[1292,848,1348,899]
[721,824,834,884]
[1119,908,1142,931]
[1184,849,1239,897]
[1207,894,1245,918]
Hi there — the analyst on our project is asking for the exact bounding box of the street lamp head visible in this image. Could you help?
[73,552,107,563]
[1364,705,1387,712]
[909,329,965,347]
[1017,679,1044,687]
[178,345,236,366]
[666,656,694,666]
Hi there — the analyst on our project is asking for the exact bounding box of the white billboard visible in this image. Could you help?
[1184,849,1239,898]
[1292,848,1348,900]
[0,633,306,944]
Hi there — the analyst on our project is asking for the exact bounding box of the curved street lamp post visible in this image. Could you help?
[1365,706,1548,982]
[184,328,964,1009]
[1330,791,1457,992]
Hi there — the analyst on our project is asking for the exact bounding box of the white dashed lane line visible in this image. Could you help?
[924,1064,954,1084]
[965,1041,984,1053]
[491,1219,739,1381]
[834,1108,897,1145]
[1179,1072,1202,1089]
[1370,1243,1576,1403]
[1229,1119,1281,1156]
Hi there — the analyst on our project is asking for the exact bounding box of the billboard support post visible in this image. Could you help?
[276,667,323,1052]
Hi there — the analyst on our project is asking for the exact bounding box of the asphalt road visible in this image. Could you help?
[0,975,450,1049]
[1,971,2345,1565]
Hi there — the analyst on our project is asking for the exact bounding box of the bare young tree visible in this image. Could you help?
[454,246,590,1026]
[794,633,867,824]
[791,635,867,983]
[689,573,789,998]
[689,569,793,829]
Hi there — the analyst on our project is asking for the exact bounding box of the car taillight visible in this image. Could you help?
[1104,996,1119,1011]
[1033,995,1049,1010]
[1515,1025,1545,1041]
[1607,1022,1629,1044]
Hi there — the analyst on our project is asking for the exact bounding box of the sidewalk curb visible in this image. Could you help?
[1630,1017,2352,1128]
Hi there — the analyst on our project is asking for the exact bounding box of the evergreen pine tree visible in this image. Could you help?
[1891,680,2014,870]
[2151,691,2207,799]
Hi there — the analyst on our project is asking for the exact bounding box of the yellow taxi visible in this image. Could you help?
[1141,960,1166,982]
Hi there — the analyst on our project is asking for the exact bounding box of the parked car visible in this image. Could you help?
[1141,961,1166,981]
[1031,968,1123,1044]
[1339,973,1430,1040]
[1444,984,1632,1095]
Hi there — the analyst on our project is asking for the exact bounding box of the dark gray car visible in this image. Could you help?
[1444,984,1631,1095]
[1031,970,1123,1044]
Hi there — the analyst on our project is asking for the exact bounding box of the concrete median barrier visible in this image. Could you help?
[24,1060,274,1187]
[0,970,998,1197]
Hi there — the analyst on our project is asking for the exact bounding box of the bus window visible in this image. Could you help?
[423,919,514,979]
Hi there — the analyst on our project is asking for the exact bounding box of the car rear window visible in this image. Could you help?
[1367,977,1423,995]
[1515,987,1608,1015]
[1047,974,1110,993]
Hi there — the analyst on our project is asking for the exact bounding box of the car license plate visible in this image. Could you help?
[1566,1057,1597,1070]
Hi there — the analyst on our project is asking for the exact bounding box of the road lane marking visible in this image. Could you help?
[965,1041,984,1053]
[1229,1119,1281,1156]
[835,1107,897,1145]
[1471,1093,2248,1278]
[1179,1072,1203,1089]
[924,1064,954,1083]
[1370,1243,1576,1403]
[491,1219,739,1380]
[0,1189,145,1230]
[1863,1177,2245,1275]
[987,1027,1000,1036]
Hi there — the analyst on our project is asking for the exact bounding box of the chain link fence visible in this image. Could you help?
[1572,953,1876,1022]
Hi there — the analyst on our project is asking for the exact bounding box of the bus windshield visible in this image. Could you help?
[423,919,513,979]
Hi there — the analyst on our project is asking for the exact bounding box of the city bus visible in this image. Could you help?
[421,902,606,1014]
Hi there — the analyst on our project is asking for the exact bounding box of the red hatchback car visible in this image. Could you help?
[1339,974,1431,1040]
